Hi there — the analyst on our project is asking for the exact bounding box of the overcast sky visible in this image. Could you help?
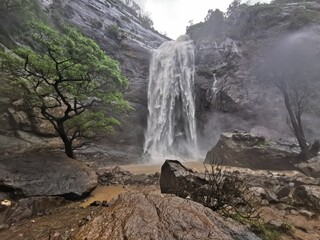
[134,0,270,39]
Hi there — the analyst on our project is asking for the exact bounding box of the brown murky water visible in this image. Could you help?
[121,161,301,176]
[82,161,301,207]
[81,185,160,207]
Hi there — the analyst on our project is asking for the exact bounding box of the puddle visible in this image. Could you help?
[81,185,160,207]
[80,185,126,207]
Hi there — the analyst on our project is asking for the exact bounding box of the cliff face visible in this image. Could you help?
[189,1,320,150]
[42,0,169,144]
[0,0,169,157]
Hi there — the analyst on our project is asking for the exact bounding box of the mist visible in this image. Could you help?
[133,0,271,38]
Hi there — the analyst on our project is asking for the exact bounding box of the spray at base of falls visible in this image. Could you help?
[143,35,199,163]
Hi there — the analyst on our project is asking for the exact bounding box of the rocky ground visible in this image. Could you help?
[0,159,319,240]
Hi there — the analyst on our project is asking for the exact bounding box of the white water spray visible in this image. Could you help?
[144,35,198,162]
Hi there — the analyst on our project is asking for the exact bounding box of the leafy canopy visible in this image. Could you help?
[0,21,130,156]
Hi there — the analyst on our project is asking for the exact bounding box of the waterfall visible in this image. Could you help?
[144,35,198,162]
[212,74,218,94]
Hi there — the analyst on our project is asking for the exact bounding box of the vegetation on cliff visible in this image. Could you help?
[0,19,129,158]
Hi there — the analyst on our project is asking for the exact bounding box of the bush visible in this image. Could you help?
[188,163,262,219]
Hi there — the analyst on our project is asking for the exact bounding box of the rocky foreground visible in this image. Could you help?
[0,153,319,239]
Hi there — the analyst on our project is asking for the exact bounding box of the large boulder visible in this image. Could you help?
[295,156,320,178]
[71,192,260,240]
[293,185,320,212]
[0,153,98,199]
[205,131,300,170]
[0,132,62,157]
[160,160,207,197]
[4,196,66,224]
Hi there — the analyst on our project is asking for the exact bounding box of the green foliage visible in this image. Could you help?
[0,21,129,157]
[232,214,292,240]
[288,9,320,30]
[185,163,262,220]
[65,111,121,138]
[272,0,310,3]
[139,12,154,29]
[187,9,226,41]
[226,0,242,17]
[107,24,124,41]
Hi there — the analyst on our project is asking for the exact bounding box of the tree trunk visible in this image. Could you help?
[283,91,311,160]
[310,140,320,156]
[57,122,75,159]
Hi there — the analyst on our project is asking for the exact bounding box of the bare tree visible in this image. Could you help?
[261,31,320,159]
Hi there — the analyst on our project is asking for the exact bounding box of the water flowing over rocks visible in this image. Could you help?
[205,131,300,170]
[0,153,98,199]
[71,192,260,240]
[144,36,198,161]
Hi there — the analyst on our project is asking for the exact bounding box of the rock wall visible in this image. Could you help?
[0,0,169,157]
[191,2,320,151]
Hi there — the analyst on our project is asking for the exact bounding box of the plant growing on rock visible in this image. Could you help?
[190,163,262,220]
[0,21,129,158]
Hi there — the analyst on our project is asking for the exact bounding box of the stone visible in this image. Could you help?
[205,131,300,170]
[4,196,66,224]
[129,174,149,184]
[249,187,278,203]
[268,220,284,228]
[89,201,109,207]
[276,186,291,199]
[0,192,10,201]
[0,132,62,157]
[299,209,315,218]
[0,152,98,199]
[71,193,260,240]
[295,156,320,178]
[160,160,207,197]
[293,185,320,212]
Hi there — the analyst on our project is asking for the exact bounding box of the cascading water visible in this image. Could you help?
[143,35,198,162]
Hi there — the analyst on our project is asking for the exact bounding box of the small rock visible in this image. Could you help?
[293,185,320,212]
[290,209,299,215]
[89,201,109,207]
[1,199,12,207]
[295,156,320,178]
[299,209,315,218]
[130,174,149,184]
[269,220,284,228]
[276,186,291,199]
[0,192,10,201]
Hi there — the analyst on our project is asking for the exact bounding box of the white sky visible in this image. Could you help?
[134,0,270,39]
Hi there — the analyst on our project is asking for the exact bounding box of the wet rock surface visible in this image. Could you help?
[205,131,300,170]
[162,160,320,214]
[0,161,319,240]
[71,192,260,240]
[3,196,66,224]
[295,156,320,179]
[160,160,207,197]
[97,166,159,185]
[294,185,320,212]
[0,152,98,199]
